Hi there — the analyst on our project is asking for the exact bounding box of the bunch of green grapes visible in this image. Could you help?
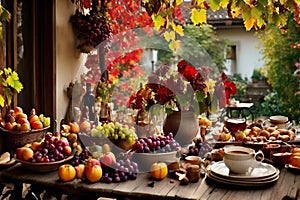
[38,114,51,127]
[91,122,137,146]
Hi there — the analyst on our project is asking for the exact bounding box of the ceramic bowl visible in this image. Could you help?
[269,115,288,124]
[17,155,74,172]
[132,151,179,172]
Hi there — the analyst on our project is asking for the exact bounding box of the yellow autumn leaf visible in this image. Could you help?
[176,0,183,5]
[191,8,207,25]
[169,40,181,52]
[244,17,256,31]
[171,22,184,36]
[164,31,176,42]
[220,0,229,8]
[196,0,205,5]
[152,15,165,31]
[231,4,240,18]
[256,17,265,28]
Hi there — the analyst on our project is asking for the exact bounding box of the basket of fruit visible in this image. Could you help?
[15,132,75,172]
[131,133,181,172]
[90,122,138,151]
[0,107,51,153]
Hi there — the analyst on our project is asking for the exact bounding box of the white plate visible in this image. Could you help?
[210,161,278,179]
[206,172,279,188]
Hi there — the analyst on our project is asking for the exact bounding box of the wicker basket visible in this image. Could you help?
[0,126,50,153]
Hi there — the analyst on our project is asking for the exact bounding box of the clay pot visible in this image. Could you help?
[163,111,199,147]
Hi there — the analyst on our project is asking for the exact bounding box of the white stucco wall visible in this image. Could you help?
[216,29,264,79]
[55,0,87,129]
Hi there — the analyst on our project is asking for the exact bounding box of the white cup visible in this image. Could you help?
[223,145,264,174]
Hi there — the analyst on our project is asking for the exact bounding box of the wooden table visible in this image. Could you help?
[0,162,299,200]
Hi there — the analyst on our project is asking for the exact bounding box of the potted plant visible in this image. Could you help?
[251,68,267,84]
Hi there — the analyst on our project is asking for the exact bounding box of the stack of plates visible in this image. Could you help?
[206,161,280,188]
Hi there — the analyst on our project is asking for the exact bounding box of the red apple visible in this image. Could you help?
[31,120,43,129]
[4,122,14,130]
[100,154,114,167]
[18,118,30,125]
[14,106,23,115]
[63,146,72,156]
[29,114,39,124]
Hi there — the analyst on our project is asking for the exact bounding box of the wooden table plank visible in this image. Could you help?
[0,162,299,200]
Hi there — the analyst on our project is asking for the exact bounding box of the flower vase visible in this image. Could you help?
[163,110,199,147]
[135,109,150,138]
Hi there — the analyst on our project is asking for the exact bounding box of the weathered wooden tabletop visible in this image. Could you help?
[0,163,299,200]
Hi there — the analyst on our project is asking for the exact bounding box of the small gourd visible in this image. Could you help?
[150,162,168,180]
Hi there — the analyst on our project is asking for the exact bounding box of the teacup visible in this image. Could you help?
[223,145,264,174]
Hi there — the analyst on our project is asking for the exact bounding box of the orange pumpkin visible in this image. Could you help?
[150,162,168,180]
[58,164,76,182]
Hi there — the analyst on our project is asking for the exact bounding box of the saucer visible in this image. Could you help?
[262,120,292,129]
[210,161,278,179]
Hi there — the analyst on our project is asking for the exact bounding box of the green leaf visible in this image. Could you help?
[6,71,23,93]
[250,7,262,17]
[0,95,4,107]
[191,8,206,25]
[209,0,221,11]
[195,90,206,102]
[152,15,165,31]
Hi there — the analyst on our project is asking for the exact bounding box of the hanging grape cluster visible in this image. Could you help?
[70,9,112,53]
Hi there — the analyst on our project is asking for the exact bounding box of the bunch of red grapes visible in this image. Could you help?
[187,138,212,158]
[70,9,111,53]
[29,133,72,163]
[69,148,90,166]
[101,155,138,183]
[131,133,181,153]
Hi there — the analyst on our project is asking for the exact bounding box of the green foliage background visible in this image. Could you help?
[258,17,300,122]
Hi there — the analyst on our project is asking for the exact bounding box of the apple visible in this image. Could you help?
[63,146,72,156]
[100,154,115,167]
[15,113,28,120]
[21,123,31,131]
[75,164,85,179]
[58,164,76,182]
[14,106,23,115]
[4,122,14,130]
[18,118,30,125]
[21,147,34,161]
[31,121,43,129]
[85,158,102,183]
[16,147,25,160]
[61,137,70,147]
[29,115,39,124]
[68,122,80,133]
[106,152,116,163]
